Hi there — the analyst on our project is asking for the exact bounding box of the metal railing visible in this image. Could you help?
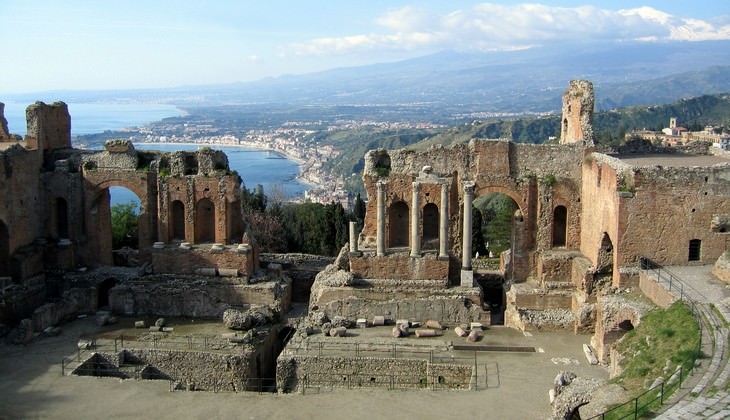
[587,366,686,420]
[585,258,707,419]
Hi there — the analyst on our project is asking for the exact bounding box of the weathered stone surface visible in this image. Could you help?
[467,330,481,342]
[550,375,602,420]
[415,329,436,337]
[329,326,347,337]
[425,320,443,330]
[454,326,468,337]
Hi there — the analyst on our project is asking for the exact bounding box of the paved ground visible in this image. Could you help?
[649,265,730,419]
[0,315,609,419]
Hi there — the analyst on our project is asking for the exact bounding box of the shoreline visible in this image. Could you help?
[135,140,322,192]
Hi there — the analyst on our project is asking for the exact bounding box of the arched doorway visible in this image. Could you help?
[55,197,69,239]
[388,201,409,248]
[171,200,186,240]
[552,205,567,247]
[475,192,519,258]
[195,198,215,243]
[422,203,439,248]
[0,220,9,277]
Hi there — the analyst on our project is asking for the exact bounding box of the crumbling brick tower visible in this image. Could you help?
[560,80,595,145]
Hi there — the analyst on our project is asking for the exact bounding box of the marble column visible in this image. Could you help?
[410,181,421,257]
[439,182,449,259]
[376,181,386,256]
[461,182,475,270]
[349,221,358,253]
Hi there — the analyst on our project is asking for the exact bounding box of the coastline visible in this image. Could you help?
[136,140,320,191]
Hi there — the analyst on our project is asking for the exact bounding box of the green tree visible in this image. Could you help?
[353,193,366,232]
[111,202,138,249]
[472,207,488,257]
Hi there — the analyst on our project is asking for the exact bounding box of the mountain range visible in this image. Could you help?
[6,40,730,118]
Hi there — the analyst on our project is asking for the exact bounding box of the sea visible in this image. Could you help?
[2,101,308,206]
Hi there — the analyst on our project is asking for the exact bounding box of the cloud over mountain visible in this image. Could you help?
[287,3,730,56]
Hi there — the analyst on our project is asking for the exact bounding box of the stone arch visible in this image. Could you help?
[0,219,9,277]
[84,177,153,266]
[195,198,215,243]
[54,197,69,239]
[552,205,567,247]
[597,232,613,273]
[422,203,439,244]
[170,200,186,240]
[388,201,409,248]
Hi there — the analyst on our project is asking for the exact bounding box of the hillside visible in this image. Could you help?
[408,93,730,151]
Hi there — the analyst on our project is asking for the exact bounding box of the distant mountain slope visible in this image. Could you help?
[409,93,730,150]
[6,41,730,118]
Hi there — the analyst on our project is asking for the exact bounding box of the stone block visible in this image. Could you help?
[460,269,474,287]
[415,329,436,337]
[372,315,385,326]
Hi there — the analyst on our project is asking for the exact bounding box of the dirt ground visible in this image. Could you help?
[0,317,609,420]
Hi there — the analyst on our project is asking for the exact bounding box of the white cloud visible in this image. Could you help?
[285,3,730,57]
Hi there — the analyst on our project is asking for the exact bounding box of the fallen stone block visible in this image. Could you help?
[415,329,436,338]
[583,343,598,365]
[454,326,468,337]
[149,326,161,332]
[470,322,483,331]
[162,327,174,333]
[77,339,93,350]
[217,268,240,277]
[329,326,347,337]
[396,319,409,327]
[391,326,402,338]
[134,320,147,328]
[356,318,367,328]
[425,320,443,330]
[372,316,385,326]
[398,322,409,336]
[155,318,166,328]
[467,330,481,342]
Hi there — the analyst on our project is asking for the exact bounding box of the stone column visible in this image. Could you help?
[439,182,449,259]
[410,182,421,257]
[376,181,386,256]
[349,221,358,253]
[461,182,475,287]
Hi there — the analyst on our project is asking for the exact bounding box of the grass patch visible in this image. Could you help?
[604,302,701,419]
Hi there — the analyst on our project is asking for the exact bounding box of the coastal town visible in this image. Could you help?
[110,116,445,209]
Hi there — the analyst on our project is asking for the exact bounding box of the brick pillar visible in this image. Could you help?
[439,182,449,259]
[376,181,386,256]
[410,181,421,257]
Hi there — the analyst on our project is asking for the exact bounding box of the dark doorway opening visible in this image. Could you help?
[422,203,439,247]
[55,197,69,238]
[552,205,567,247]
[0,220,9,277]
[195,198,215,243]
[476,274,505,325]
[171,200,185,240]
[388,201,409,248]
[97,278,118,309]
[598,233,614,273]
[688,239,701,261]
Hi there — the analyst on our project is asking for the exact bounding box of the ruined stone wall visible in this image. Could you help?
[109,276,290,318]
[638,271,677,309]
[0,145,44,263]
[24,101,71,151]
[277,354,472,392]
[121,348,254,391]
[713,252,730,284]
[579,155,622,280]
[620,164,730,266]
[560,80,594,145]
[349,253,449,280]
[151,245,256,277]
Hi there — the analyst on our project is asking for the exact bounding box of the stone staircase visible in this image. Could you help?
[642,267,730,419]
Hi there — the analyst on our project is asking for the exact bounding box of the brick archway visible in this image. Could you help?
[82,172,156,266]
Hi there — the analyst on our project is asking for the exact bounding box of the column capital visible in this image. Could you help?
[377,180,387,191]
[412,180,421,191]
[463,181,475,195]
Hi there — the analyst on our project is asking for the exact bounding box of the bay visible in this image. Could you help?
[1,101,308,206]
[2,101,182,136]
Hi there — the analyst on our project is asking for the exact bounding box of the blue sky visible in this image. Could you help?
[1,1,728,93]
